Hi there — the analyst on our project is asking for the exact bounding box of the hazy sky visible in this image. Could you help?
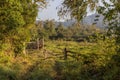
[37,0,100,21]
[37,0,64,21]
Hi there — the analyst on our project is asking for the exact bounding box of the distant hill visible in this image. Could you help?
[36,13,105,28]
[82,13,105,28]
[55,13,105,28]
[55,19,76,27]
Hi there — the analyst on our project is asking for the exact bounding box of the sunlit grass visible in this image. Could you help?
[0,40,117,80]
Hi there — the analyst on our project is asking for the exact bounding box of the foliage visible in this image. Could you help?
[59,0,99,21]
[0,0,46,55]
[36,20,56,40]
[36,21,103,41]
[60,0,120,48]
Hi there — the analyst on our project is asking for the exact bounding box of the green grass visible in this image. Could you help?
[0,40,118,80]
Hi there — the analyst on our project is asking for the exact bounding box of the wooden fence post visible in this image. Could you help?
[42,37,44,50]
[42,37,46,59]
[23,42,26,56]
[64,48,68,60]
[37,38,39,50]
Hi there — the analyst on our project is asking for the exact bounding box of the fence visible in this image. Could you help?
[25,38,44,51]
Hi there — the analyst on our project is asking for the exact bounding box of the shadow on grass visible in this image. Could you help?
[0,66,17,80]
[53,53,109,80]
[1,51,119,80]
[102,54,120,80]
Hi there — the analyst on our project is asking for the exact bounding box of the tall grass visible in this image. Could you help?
[0,40,118,80]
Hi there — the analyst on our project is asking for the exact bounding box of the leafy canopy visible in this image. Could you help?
[60,0,120,21]
[0,0,47,54]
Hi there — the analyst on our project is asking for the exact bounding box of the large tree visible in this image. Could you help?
[0,0,47,55]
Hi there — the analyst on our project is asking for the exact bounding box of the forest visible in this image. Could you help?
[0,0,120,80]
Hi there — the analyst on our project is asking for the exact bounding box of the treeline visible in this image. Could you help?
[35,20,104,42]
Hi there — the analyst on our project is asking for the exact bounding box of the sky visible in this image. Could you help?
[37,0,64,21]
[37,0,105,21]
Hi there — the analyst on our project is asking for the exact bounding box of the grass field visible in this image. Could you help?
[0,40,118,80]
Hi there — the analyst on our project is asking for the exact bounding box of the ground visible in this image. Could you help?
[0,40,118,80]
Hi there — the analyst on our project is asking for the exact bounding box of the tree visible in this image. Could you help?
[59,0,99,21]
[55,23,65,39]
[60,0,120,21]
[0,0,47,55]
[60,0,120,50]
[44,20,56,39]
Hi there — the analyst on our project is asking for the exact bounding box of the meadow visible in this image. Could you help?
[0,40,118,80]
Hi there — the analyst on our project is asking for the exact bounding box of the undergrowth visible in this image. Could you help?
[0,40,119,80]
